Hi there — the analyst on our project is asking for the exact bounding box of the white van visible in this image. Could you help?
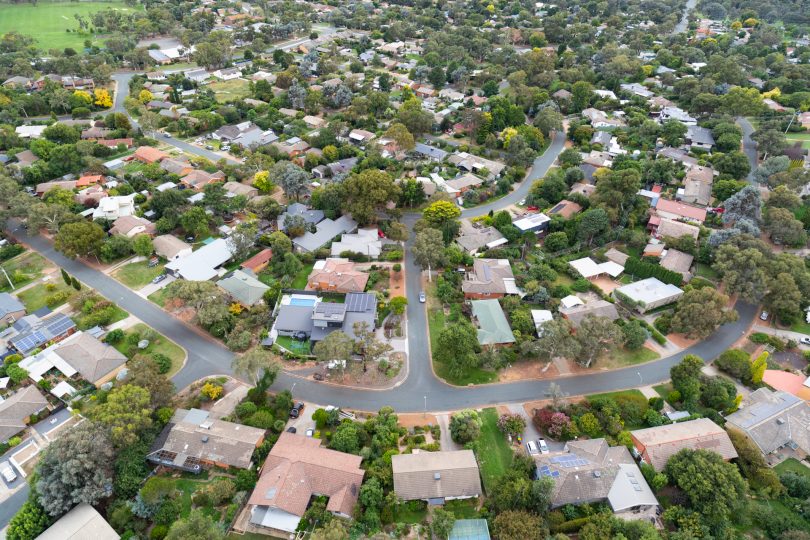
[0,462,17,483]
[526,440,539,455]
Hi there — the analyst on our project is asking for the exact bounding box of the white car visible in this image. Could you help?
[538,438,549,454]
[0,462,17,483]
[526,440,539,455]
[305,428,314,437]
[760,311,769,321]
[419,291,426,303]
[801,337,810,346]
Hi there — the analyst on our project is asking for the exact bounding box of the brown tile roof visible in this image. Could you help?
[55,333,127,383]
[392,450,482,501]
[462,259,515,296]
[0,386,48,443]
[109,215,156,237]
[307,258,369,293]
[134,146,169,163]
[631,418,737,470]
[241,248,273,273]
[181,169,225,189]
[249,432,364,517]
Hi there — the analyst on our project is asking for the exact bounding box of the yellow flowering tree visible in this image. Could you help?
[73,90,92,106]
[138,89,154,104]
[94,89,113,108]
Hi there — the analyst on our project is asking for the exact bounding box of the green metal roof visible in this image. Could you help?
[470,299,515,345]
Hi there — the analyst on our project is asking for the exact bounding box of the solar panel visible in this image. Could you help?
[551,471,560,477]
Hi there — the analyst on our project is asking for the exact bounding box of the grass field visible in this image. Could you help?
[0,1,142,50]
[16,281,75,312]
[775,457,810,478]
[0,252,48,294]
[113,323,186,377]
[113,261,165,290]
[475,408,515,493]
[208,78,251,104]
[601,346,660,369]
[786,132,810,150]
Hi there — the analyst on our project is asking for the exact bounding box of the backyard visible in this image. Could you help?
[774,458,810,478]
[112,323,186,377]
[0,252,49,293]
[0,0,143,50]
[474,407,515,494]
[113,260,166,289]
[786,132,810,150]
[291,262,315,290]
[16,281,75,312]
[208,78,251,104]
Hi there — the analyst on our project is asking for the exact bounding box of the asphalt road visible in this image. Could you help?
[736,116,759,181]
[0,484,29,529]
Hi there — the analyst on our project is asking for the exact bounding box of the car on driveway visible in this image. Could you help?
[801,337,810,346]
[305,428,314,437]
[151,274,167,284]
[419,291,426,303]
[289,402,304,418]
[526,440,539,455]
[538,438,549,454]
[0,462,17,483]
[760,311,769,321]
[286,426,297,433]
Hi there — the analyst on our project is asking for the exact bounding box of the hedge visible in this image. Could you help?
[637,319,667,345]
[552,517,592,534]
[624,257,683,287]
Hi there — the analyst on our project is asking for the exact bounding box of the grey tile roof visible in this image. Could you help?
[726,388,810,454]
[275,305,315,333]
[0,292,24,317]
[393,450,482,501]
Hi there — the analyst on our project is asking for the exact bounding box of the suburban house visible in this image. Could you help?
[36,503,119,540]
[569,257,624,280]
[448,152,506,178]
[148,408,265,472]
[153,235,193,261]
[559,298,619,327]
[654,199,707,224]
[272,292,377,343]
[631,418,738,471]
[92,194,137,221]
[165,238,235,281]
[614,278,683,313]
[652,217,700,241]
[535,439,659,519]
[330,228,382,258]
[413,142,449,162]
[548,200,583,220]
[0,293,25,326]
[470,299,516,346]
[224,181,259,199]
[679,165,714,207]
[307,258,369,293]
[446,172,484,193]
[392,450,483,504]
[248,432,364,535]
[0,386,49,443]
[217,270,270,306]
[348,128,376,145]
[292,216,358,253]
[685,125,715,151]
[160,158,195,177]
[0,312,77,357]
[462,259,518,299]
[725,388,810,456]
[514,212,552,235]
[240,248,273,274]
[456,221,507,255]
[180,169,226,190]
[277,202,325,232]
[109,215,156,238]
[133,146,169,164]
[660,249,694,281]
[55,332,127,387]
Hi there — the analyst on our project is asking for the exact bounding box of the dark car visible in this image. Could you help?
[286,426,297,433]
[289,402,304,418]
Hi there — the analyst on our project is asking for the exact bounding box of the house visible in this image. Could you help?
[81,126,112,140]
[471,299,515,346]
[293,216,358,253]
[160,158,195,177]
[725,388,810,456]
[569,257,624,280]
[413,142,449,162]
[448,152,506,178]
[213,67,241,80]
[653,217,700,241]
[446,172,484,193]
[0,293,25,326]
[109,215,156,238]
[302,115,326,129]
[658,106,697,126]
[614,278,682,313]
[456,221,507,255]
[248,432,364,535]
[680,166,714,207]
[92,194,136,221]
[535,439,658,517]
[348,129,376,145]
[658,147,699,168]
[685,126,715,151]
[272,292,377,343]
[330,228,382,258]
[278,202,325,231]
[181,169,225,190]
[14,125,47,139]
[604,248,630,266]
[133,146,169,164]
[76,174,104,188]
[35,180,77,196]
[392,450,482,503]
[98,138,133,149]
[514,213,551,235]
[631,418,738,471]
[620,83,654,98]
[223,181,258,199]
[582,108,625,129]
[54,331,128,387]
[559,299,619,327]
[0,386,49,443]
[654,199,707,223]
[165,238,234,281]
[241,248,273,274]
[13,149,38,168]
[217,270,270,306]
[307,258,369,293]
[531,309,553,336]
[36,503,119,540]
[660,249,694,281]
[148,408,265,471]
[462,259,518,299]
[2,312,76,356]
[153,235,192,261]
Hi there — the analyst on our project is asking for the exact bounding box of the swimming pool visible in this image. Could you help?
[289,297,316,307]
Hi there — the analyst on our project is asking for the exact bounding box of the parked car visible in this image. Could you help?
[163,132,172,138]
[538,438,549,454]
[151,274,167,284]
[305,428,314,437]
[419,291,426,303]
[760,311,769,321]
[147,257,159,268]
[289,402,304,419]
[526,440,539,455]
[0,462,17,483]
[285,426,297,433]
[205,145,214,150]
[801,337,810,346]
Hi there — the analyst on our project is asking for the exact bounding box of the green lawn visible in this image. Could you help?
[789,321,810,335]
[475,408,515,494]
[695,263,719,281]
[276,335,312,356]
[653,383,674,399]
[0,1,142,50]
[444,498,480,519]
[148,288,168,307]
[588,389,648,403]
[16,281,75,312]
[291,262,315,289]
[786,132,810,150]
[113,260,165,289]
[603,346,660,368]
[209,78,251,104]
[113,323,186,377]
[0,252,48,293]
[393,501,428,524]
[774,458,810,478]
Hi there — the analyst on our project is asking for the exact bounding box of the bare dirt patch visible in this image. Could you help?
[667,333,699,349]
[591,276,620,294]
[498,361,560,382]
[399,413,438,428]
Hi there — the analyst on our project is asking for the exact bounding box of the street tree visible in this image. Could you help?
[576,315,624,367]
[89,384,152,447]
[26,202,78,235]
[713,243,769,302]
[435,319,480,378]
[412,227,446,280]
[766,207,807,247]
[54,221,105,259]
[670,354,704,406]
[450,409,482,443]
[422,200,461,229]
[670,288,738,339]
[521,318,579,362]
[313,330,354,368]
[232,347,280,385]
[766,272,803,324]
[342,169,400,225]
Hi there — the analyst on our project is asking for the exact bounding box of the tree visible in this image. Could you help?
[431,508,456,540]
[270,161,309,201]
[342,169,400,225]
[389,296,407,317]
[752,128,787,158]
[435,319,480,378]
[497,413,527,437]
[165,509,225,540]
[42,123,79,145]
[661,119,688,146]
[353,321,393,372]
[766,208,807,247]
[577,208,610,246]
[571,81,593,112]
[397,98,434,136]
[253,170,275,193]
[750,351,767,384]
[665,449,746,530]
[232,347,280,385]
[492,510,545,540]
[124,355,175,408]
[591,168,641,226]
[35,422,115,516]
[313,330,354,366]
[6,501,49,540]
[100,234,132,263]
[383,122,415,153]
[180,206,209,238]
[670,355,704,406]
[523,318,579,362]
[94,88,112,108]
[723,185,761,224]
[132,234,154,258]
[622,320,648,350]
[422,200,461,229]
[576,315,624,367]
[227,221,258,261]
[54,221,106,260]
[534,107,563,137]
[450,409,482,444]
[766,272,803,324]
[412,228,445,279]
[311,520,350,540]
[713,243,769,302]
[670,288,738,339]
[89,384,152,447]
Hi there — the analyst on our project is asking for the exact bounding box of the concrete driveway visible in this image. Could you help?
[137,274,176,298]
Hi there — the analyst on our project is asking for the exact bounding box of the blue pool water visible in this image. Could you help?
[289,297,316,307]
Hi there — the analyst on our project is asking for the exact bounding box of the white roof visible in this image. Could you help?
[608,463,658,512]
[156,181,177,192]
[531,309,553,326]
[36,503,119,540]
[15,125,47,138]
[560,295,584,309]
[615,277,683,305]
[19,348,77,382]
[330,228,382,258]
[569,257,624,279]
[51,380,78,398]
[513,213,551,232]
[165,238,234,281]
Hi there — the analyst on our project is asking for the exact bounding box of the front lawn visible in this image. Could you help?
[774,458,810,479]
[16,281,75,312]
[601,346,660,369]
[0,252,48,293]
[113,323,186,377]
[587,389,648,402]
[789,321,810,335]
[276,335,312,357]
[148,288,168,307]
[113,261,165,289]
[474,407,515,494]
[653,383,674,399]
[209,78,251,104]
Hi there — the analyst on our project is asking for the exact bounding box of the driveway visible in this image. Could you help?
[137,274,176,298]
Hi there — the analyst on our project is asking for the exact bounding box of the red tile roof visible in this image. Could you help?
[655,199,707,222]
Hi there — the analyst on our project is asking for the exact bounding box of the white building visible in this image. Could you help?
[91,194,136,221]
[614,277,683,313]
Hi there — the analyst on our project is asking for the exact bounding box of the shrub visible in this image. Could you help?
[201,382,223,400]
[571,278,591,292]
[104,329,125,344]
[235,469,259,491]
[150,525,168,540]
[667,390,681,403]
[624,257,683,286]
[152,353,171,374]
[245,410,275,429]
[235,401,257,419]
[648,397,664,411]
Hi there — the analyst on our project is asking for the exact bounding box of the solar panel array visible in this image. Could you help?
[537,465,561,478]
[47,315,75,336]
[550,454,589,468]
[11,330,46,353]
